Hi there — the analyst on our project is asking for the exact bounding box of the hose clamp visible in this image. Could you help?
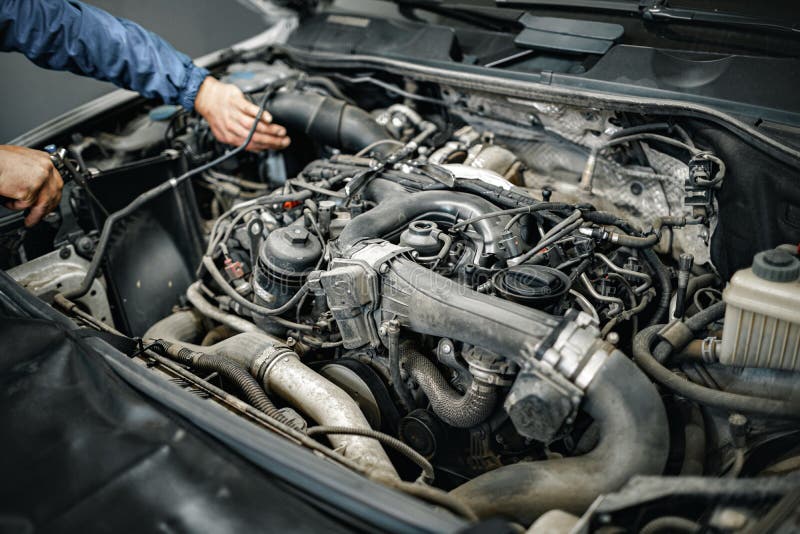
[251,344,297,392]
[701,337,719,363]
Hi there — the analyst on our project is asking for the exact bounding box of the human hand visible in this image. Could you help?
[194,77,290,152]
[0,145,64,227]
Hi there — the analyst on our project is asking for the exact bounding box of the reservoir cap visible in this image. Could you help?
[753,249,800,283]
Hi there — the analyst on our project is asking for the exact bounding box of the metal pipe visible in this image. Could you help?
[579,273,624,317]
[186,281,261,333]
[594,252,652,295]
[387,320,414,410]
[267,352,400,481]
[143,309,205,343]
[207,333,400,481]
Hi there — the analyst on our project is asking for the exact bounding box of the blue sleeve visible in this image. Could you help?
[0,0,209,110]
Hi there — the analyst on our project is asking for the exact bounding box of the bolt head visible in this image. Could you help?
[288,227,309,244]
[76,236,93,254]
[729,413,747,425]
[44,211,62,225]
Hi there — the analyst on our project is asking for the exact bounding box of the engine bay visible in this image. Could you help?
[5,54,800,531]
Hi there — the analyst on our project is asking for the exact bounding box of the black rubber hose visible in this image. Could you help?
[267,91,391,154]
[686,273,718,302]
[401,346,497,428]
[150,339,299,428]
[582,210,630,228]
[611,233,660,248]
[642,247,672,326]
[679,402,706,476]
[451,350,669,523]
[300,76,354,103]
[684,301,726,332]
[609,216,689,248]
[652,301,726,363]
[632,325,800,419]
[338,190,511,255]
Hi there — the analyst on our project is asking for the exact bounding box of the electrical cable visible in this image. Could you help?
[450,202,574,231]
[355,139,405,157]
[330,73,447,106]
[201,255,309,317]
[65,78,292,300]
[306,426,435,484]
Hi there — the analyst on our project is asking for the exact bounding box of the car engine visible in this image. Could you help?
[6,58,800,530]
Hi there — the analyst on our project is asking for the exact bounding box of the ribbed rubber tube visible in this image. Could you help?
[402,346,496,428]
[150,339,298,428]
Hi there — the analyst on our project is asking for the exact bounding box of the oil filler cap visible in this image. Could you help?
[492,265,570,308]
[752,249,800,283]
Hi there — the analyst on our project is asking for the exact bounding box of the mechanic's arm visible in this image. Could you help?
[0,0,289,151]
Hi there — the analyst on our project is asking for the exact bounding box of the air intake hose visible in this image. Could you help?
[339,191,512,263]
[450,350,669,523]
[380,256,561,364]
[268,92,390,153]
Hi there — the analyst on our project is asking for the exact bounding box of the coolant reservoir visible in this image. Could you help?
[720,248,800,371]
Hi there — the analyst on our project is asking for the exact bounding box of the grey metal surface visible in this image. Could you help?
[7,245,114,326]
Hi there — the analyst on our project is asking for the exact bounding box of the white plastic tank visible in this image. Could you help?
[720,247,800,371]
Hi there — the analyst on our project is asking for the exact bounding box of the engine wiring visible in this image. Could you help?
[64,76,295,301]
[37,59,800,532]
